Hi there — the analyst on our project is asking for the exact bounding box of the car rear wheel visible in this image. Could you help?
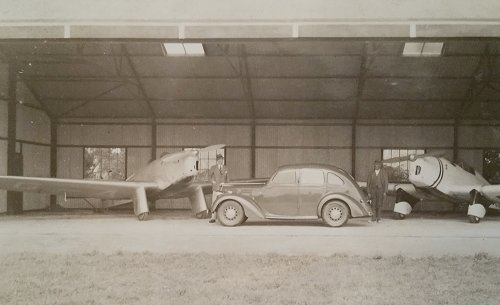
[322,201,349,227]
[217,200,245,227]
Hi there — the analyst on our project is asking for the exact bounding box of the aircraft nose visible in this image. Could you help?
[410,157,442,188]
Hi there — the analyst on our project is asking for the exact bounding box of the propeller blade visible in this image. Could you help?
[382,156,412,164]
[382,150,447,164]
[416,150,447,159]
[198,144,225,152]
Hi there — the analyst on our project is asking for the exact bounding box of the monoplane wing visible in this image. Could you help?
[0,176,159,200]
[357,182,417,196]
[447,184,500,204]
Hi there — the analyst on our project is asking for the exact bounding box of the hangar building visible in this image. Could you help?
[1,0,499,214]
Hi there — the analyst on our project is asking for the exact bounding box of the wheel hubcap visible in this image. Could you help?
[329,207,342,221]
[224,207,237,220]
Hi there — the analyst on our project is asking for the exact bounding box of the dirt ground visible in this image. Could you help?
[1,210,500,305]
[1,210,500,257]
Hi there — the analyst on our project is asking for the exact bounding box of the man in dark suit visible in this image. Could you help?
[367,160,388,223]
[208,154,228,223]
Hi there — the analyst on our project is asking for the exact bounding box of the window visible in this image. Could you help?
[299,169,325,185]
[272,170,296,184]
[162,43,205,56]
[484,149,500,184]
[382,149,425,182]
[184,147,225,182]
[84,148,126,180]
[327,172,344,186]
[402,42,443,57]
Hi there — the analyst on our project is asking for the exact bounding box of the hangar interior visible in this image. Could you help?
[1,38,499,213]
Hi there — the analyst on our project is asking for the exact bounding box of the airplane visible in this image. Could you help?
[376,152,500,223]
[0,144,225,221]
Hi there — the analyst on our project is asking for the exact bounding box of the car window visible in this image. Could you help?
[327,172,344,186]
[272,170,296,184]
[300,169,325,185]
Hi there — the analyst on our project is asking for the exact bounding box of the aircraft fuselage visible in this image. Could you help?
[409,157,490,202]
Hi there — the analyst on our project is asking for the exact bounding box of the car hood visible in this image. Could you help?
[221,178,268,195]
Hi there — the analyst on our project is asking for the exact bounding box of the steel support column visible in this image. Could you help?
[453,118,459,161]
[6,63,22,214]
[351,43,368,179]
[50,120,58,210]
[239,45,256,178]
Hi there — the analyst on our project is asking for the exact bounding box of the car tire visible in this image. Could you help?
[217,200,245,227]
[322,201,349,227]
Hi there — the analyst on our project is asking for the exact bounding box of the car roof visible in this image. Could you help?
[276,164,350,176]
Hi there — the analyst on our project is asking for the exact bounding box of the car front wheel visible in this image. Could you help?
[217,200,245,227]
[322,201,349,227]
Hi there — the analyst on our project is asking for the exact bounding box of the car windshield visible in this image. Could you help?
[272,170,296,184]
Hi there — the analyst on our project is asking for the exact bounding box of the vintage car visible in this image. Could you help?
[211,164,372,227]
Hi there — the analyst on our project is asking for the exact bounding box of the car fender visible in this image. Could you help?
[317,193,369,218]
[213,194,265,219]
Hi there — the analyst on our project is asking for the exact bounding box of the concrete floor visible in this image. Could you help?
[1,210,500,257]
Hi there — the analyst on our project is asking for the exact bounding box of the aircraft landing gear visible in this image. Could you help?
[467,190,486,224]
[138,212,149,221]
[393,201,412,220]
[393,212,406,220]
[468,215,480,223]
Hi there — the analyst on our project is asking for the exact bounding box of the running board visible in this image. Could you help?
[266,215,319,220]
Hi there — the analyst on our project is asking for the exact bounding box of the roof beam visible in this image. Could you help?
[36,97,472,103]
[121,44,156,119]
[17,75,478,82]
[22,81,57,120]
[58,82,129,117]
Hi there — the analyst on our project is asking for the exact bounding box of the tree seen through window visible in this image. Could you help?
[84,148,126,180]
[382,149,425,182]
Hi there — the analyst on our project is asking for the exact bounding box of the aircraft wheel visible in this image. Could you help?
[217,200,245,227]
[138,212,149,221]
[394,212,406,220]
[322,201,349,227]
[468,215,480,224]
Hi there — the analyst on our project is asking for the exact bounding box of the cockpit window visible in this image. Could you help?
[457,161,475,175]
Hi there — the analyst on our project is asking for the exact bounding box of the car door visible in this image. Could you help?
[258,169,299,216]
[298,169,327,216]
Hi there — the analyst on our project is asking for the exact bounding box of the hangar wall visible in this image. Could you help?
[0,100,7,213]
[55,118,500,211]
[0,63,52,213]
[0,63,7,212]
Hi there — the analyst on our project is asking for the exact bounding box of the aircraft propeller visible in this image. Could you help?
[382,151,447,164]
[198,144,226,153]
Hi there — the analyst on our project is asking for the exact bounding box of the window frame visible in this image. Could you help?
[327,172,345,186]
[183,147,226,182]
[382,148,426,183]
[271,169,297,185]
[298,169,325,186]
[82,147,128,180]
